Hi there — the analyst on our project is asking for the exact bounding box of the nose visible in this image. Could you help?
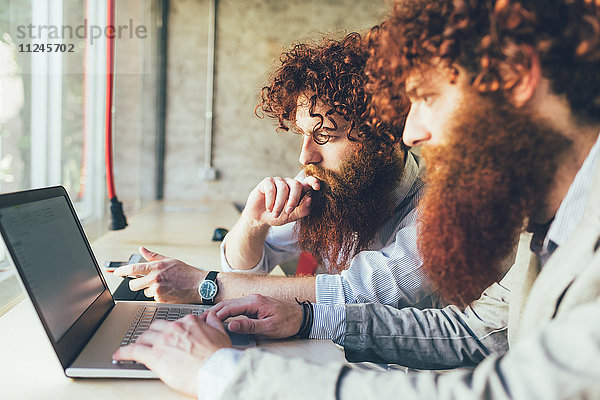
[299,134,322,166]
[403,105,432,147]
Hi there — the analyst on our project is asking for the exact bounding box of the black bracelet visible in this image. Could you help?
[294,298,314,339]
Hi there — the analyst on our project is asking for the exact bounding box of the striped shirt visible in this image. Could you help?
[533,132,600,266]
[220,150,436,341]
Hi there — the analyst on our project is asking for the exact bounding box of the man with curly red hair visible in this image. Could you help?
[114,33,437,322]
[115,1,600,398]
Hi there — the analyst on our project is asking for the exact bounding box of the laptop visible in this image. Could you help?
[0,186,254,378]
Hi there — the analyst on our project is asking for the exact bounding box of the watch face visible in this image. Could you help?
[199,280,217,299]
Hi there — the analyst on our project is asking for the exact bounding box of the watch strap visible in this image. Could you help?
[205,270,218,283]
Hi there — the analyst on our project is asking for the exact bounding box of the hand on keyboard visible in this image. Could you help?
[113,311,232,397]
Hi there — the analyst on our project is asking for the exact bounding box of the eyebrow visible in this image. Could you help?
[406,87,420,99]
[295,124,328,136]
[406,77,423,96]
[406,77,437,100]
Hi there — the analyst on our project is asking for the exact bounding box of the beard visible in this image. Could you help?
[295,145,404,273]
[418,93,571,306]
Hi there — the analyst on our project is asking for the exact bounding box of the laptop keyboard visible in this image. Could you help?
[114,305,252,366]
[119,305,204,347]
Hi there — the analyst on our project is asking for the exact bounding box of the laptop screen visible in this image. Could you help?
[0,196,105,342]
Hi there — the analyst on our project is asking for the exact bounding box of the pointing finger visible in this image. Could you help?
[140,246,167,261]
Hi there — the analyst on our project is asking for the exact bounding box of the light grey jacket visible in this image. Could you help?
[221,162,600,400]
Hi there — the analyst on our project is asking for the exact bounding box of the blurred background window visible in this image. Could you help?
[0,0,161,316]
[0,0,109,315]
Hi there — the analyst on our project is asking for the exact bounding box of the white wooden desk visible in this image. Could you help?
[0,201,346,399]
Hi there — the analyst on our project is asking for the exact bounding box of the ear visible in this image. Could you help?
[511,48,541,108]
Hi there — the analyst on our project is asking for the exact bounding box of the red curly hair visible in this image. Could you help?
[258,32,405,152]
[367,0,600,123]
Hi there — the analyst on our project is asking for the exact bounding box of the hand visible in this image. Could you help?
[203,294,304,339]
[243,176,320,228]
[113,247,205,303]
[113,312,232,397]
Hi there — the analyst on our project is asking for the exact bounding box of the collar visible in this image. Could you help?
[390,149,425,209]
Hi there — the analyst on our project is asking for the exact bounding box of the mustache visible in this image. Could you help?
[303,165,336,183]
[302,165,348,199]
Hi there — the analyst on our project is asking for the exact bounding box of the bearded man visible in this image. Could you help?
[115,1,600,397]
[114,32,437,320]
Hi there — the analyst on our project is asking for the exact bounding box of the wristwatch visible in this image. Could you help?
[198,271,219,305]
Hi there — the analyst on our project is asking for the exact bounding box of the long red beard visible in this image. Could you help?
[418,94,570,305]
[295,146,404,272]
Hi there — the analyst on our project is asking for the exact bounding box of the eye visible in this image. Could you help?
[422,93,437,106]
[312,132,332,144]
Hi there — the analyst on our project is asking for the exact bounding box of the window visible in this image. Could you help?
[0,0,108,316]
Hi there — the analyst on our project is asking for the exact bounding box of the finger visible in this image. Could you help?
[136,316,189,345]
[197,311,209,321]
[208,302,225,313]
[112,342,154,363]
[271,177,289,217]
[204,311,227,334]
[227,318,262,335]
[284,178,304,214]
[143,285,156,299]
[214,299,261,321]
[302,176,321,191]
[202,302,234,322]
[113,262,155,277]
[128,275,155,291]
[134,328,164,345]
[288,195,312,221]
[147,319,171,331]
[258,178,276,212]
[140,246,168,261]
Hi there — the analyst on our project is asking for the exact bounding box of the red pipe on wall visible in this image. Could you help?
[105,0,116,199]
[105,0,127,230]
